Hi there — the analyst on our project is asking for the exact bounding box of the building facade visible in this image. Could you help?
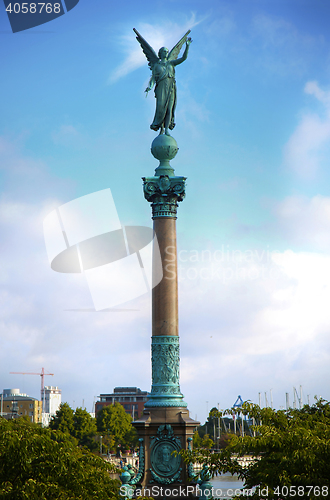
[95,387,148,419]
[41,385,61,414]
[41,385,62,426]
[1,389,42,424]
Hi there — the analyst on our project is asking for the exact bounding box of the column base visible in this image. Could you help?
[132,407,199,490]
[144,393,188,408]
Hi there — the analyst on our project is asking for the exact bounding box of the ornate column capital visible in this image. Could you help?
[142,175,186,219]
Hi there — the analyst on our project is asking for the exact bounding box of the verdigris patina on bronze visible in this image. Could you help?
[150,424,182,484]
[133,28,192,136]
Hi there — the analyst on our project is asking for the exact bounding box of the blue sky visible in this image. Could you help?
[1,0,330,423]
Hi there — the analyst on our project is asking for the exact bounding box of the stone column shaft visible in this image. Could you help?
[143,173,187,408]
[152,218,178,337]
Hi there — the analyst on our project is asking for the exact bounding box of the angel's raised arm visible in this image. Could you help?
[168,30,192,66]
[133,28,159,69]
[172,38,192,67]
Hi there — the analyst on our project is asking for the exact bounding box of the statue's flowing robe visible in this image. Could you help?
[151,62,177,131]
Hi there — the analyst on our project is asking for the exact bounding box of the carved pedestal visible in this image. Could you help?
[133,409,198,495]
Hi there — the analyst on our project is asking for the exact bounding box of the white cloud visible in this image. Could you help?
[177,245,330,419]
[0,186,153,405]
[109,14,203,83]
[264,250,330,344]
[0,136,74,203]
[274,194,330,250]
[1,136,330,423]
[179,192,330,418]
[176,89,210,140]
[284,81,330,178]
[305,80,330,105]
[0,136,153,409]
[250,14,317,77]
[205,17,236,38]
[252,14,313,50]
[2,191,330,421]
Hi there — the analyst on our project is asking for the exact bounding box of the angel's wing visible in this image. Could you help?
[133,28,159,69]
[168,30,191,61]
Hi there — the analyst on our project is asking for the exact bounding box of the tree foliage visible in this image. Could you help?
[218,433,232,449]
[193,430,202,448]
[49,402,74,434]
[0,417,120,500]
[96,403,138,451]
[49,403,97,451]
[181,400,330,499]
[193,431,214,450]
[73,407,98,450]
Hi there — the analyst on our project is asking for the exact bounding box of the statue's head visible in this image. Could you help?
[159,445,171,463]
[158,47,169,59]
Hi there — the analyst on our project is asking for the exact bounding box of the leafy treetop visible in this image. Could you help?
[0,416,120,500]
[181,399,330,499]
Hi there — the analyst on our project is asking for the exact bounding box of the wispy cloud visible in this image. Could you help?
[0,136,74,203]
[284,81,330,178]
[0,136,152,408]
[2,136,330,419]
[108,13,204,84]
[177,240,330,412]
[51,125,85,148]
[273,194,330,250]
[250,14,317,77]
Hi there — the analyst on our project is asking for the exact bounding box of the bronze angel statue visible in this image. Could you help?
[133,28,192,136]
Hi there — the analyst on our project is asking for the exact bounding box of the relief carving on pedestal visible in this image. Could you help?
[150,424,182,484]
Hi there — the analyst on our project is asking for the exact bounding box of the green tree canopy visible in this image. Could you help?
[0,417,120,500]
[96,403,137,450]
[73,407,98,450]
[49,403,98,451]
[49,402,75,434]
[181,400,330,499]
[193,430,201,448]
[200,433,214,450]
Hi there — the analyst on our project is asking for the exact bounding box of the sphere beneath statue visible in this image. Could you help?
[151,134,179,163]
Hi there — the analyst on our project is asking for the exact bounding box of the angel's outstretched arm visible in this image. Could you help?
[145,74,155,95]
[172,38,192,67]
